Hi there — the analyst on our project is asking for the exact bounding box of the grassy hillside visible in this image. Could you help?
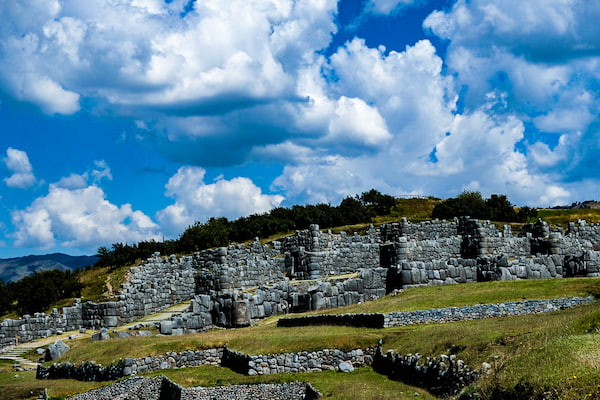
[537,208,600,226]
[2,278,599,400]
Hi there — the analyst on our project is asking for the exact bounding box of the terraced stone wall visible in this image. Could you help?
[159,268,388,332]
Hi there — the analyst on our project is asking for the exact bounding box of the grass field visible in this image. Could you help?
[2,278,599,400]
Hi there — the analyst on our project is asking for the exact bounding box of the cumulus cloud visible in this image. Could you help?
[424,0,600,183]
[3,148,37,189]
[1,0,599,219]
[11,167,159,251]
[0,0,337,116]
[157,166,285,235]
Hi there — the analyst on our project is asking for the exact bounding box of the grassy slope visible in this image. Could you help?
[537,208,600,226]
[4,205,600,398]
[2,278,599,400]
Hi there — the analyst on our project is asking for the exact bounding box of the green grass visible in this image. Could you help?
[2,279,600,399]
[296,278,600,315]
[389,197,440,222]
[0,367,106,400]
[148,366,437,400]
[537,208,600,227]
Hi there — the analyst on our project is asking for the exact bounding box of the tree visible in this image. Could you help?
[338,196,369,225]
[432,191,488,220]
[486,194,517,222]
[12,270,82,315]
[0,279,12,316]
[178,217,230,253]
[360,189,397,216]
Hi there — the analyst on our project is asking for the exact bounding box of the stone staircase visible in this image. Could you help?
[0,345,41,367]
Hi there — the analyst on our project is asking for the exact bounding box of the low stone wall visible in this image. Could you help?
[276,297,595,329]
[37,348,224,381]
[278,313,384,329]
[246,348,375,375]
[65,375,320,400]
[372,347,478,397]
[383,296,594,327]
[124,348,223,376]
[66,376,165,400]
[38,346,375,381]
[220,347,376,376]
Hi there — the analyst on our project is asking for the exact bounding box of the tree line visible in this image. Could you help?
[94,189,397,268]
[0,270,82,316]
[432,191,537,222]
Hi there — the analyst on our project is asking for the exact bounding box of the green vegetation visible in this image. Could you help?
[1,278,596,399]
[432,191,537,222]
[537,208,600,227]
[93,189,400,270]
[0,270,82,316]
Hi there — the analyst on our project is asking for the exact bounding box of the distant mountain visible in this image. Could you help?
[0,253,98,282]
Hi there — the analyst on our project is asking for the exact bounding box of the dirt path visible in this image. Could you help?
[0,300,191,365]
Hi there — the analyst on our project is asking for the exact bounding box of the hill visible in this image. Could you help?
[0,253,97,282]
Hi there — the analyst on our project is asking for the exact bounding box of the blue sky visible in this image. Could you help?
[1,0,599,258]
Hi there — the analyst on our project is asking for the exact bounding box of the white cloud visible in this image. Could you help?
[364,0,425,16]
[157,166,284,235]
[91,160,112,183]
[3,148,37,189]
[11,168,159,251]
[423,0,600,186]
[0,0,338,115]
[326,96,391,149]
[55,173,88,190]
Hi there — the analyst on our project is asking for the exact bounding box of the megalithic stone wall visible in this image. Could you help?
[158,268,389,332]
[4,219,600,347]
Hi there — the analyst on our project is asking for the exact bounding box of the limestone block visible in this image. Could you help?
[45,340,70,361]
[400,270,413,285]
[103,316,118,327]
[160,321,173,335]
[232,300,251,327]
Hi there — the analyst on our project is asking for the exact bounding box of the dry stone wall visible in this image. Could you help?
[276,296,594,329]
[64,375,320,400]
[39,345,375,381]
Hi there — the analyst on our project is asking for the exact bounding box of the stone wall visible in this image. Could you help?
[279,224,381,280]
[372,348,478,397]
[5,218,600,347]
[39,346,375,381]
[567,220,600,250]
[383,296,594,327]
[387,258,478,288]
[159,268,388,332]
[65,375,320,400]
[380,218,459,242]
[245,348,375,375]
[276,297,595,329]
[194,242,285,291]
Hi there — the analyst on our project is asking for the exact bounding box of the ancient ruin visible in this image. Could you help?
[2,217,600,346]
